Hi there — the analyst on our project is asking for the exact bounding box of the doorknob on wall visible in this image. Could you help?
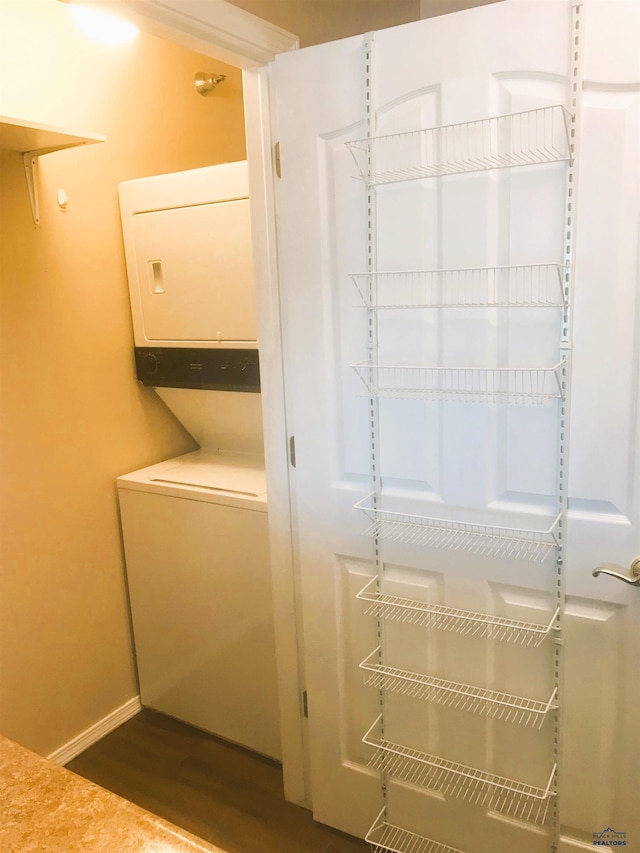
[592,558,640,586]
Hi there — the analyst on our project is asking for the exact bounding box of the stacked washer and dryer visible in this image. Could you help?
[116,162,280,761]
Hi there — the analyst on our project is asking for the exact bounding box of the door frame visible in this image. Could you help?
[58,0,307,807]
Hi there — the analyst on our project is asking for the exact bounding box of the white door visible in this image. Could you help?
[272,2,640,852]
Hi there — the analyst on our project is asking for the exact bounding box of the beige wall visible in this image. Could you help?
[228,0,421,46]
[420,0,503,19]
[0,0,246,756]
[226,0,502,47]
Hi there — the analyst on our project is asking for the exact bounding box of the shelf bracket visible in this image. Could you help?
[3,115,106,226]
[22,151,41,226]
[16,135,105,226]
[22,144,71,226]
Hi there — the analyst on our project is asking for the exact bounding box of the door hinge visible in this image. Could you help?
[274,141,281,178]
[302,689,308,718]
[289,435,296,468]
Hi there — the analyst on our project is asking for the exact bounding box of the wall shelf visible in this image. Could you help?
[364,716,555,824]
[0,115,106,155]
[357,577,559,645]
[350,263,567,309]
[360,647,558,729]
[346,104,572,186]
[0,115,106,225]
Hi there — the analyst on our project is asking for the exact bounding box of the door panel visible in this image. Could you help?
[273,2,640,850]
[132,198,256,342]
[562,600,630,831]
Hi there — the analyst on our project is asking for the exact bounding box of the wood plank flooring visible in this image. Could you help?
[67,710,369,853]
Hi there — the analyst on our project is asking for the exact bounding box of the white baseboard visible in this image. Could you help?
[48,696,142,766]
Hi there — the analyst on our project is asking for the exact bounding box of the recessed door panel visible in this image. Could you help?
[132,198,256,343]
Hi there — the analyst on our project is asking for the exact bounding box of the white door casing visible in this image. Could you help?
[272,1,640,851]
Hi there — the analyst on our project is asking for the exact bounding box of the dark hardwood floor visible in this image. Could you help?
[67,709,369,853]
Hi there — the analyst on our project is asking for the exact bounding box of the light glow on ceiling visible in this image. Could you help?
[69,4,139,45]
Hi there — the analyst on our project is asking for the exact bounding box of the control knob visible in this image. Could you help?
[141,351,160,376]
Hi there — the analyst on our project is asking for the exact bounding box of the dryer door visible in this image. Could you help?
[132,197,256,344]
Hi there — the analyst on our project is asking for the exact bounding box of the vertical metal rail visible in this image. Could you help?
[363,35,388,825]
[552,3,584,851]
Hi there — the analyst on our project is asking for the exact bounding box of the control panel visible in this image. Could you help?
[134,347,260,393]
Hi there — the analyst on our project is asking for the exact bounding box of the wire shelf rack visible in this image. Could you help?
[363,716,555,824]
[360,647,558,729]
[351,361,565,405]
[345,105,572,186]
[357,577,559,646]
[366,808,467,853]
[355,494,560,563]
[349,264,567,309]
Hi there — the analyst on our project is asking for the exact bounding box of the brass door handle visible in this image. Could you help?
[592,558,640,587]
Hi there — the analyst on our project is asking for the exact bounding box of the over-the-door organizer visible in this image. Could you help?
[348,8,582,853]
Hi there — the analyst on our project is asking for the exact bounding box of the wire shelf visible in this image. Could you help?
[349,264,567,309]
[363,716,555,824]
[355,494,560,563]
[357,577,559,646]
[360,647,558,729]
[351,361,565,405]
[346,105,572,186]
[366,809,467,853]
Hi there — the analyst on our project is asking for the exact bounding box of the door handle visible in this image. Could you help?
[592,558,640,587]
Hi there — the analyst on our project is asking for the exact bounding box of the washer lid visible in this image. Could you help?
[149,450,266,497]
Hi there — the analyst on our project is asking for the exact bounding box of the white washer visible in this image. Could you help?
[117,449,281,760]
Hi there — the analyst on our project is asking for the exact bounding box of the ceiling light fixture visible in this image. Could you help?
[194,72,227,96]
